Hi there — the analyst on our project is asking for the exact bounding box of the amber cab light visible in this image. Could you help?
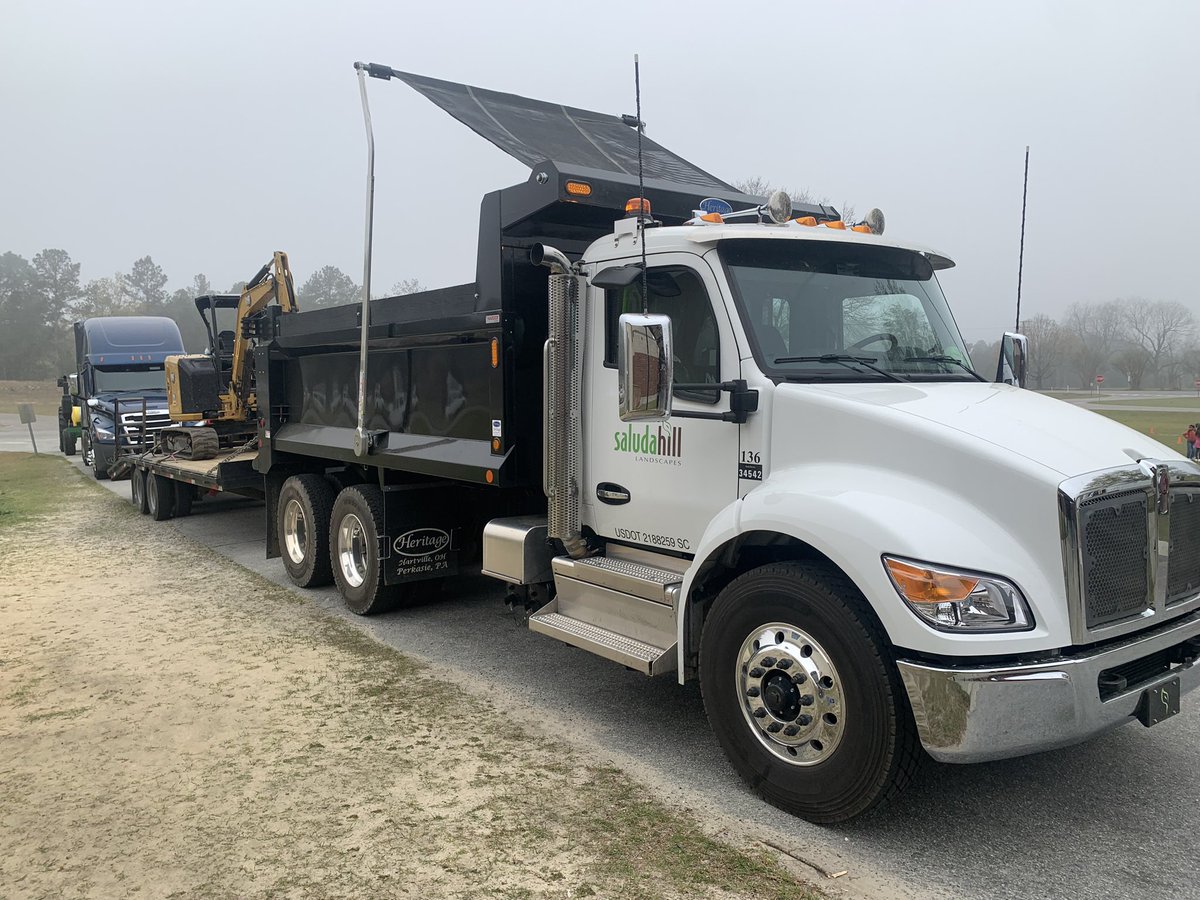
[824,220,846,230]
[565,180,592,196]
[625,197,651,216]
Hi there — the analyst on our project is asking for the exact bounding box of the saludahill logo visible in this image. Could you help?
[393,528,450,557]
[613,423,683,464]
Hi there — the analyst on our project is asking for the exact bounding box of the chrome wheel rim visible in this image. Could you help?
[337,513,368,588]
[736,622,845,766]
[147,478,158,515]
[131,473,142,507]
[282,499,307,565]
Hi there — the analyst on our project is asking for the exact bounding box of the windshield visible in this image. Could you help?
[92,366,166,394]
[720,239,976,382]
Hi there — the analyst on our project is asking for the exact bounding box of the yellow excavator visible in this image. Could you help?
[161,251,297,459]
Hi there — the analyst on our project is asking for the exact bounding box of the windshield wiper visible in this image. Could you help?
[903,355,985,381]
[773,354,906,383]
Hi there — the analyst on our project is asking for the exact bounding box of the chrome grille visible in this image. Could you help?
[1080,489,1151,628]
[119,410,172,445]
[1168,489,1200,606]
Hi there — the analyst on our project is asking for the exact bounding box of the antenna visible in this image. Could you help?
[635,54,648,314]
[1015,145,1029,332]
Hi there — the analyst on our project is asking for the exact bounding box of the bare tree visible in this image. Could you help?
[1113,346,1153,390]
[1123,298,1194,388]
[1064,300,1126,387]
[1020,313,1066,389]
[732,177,852,221]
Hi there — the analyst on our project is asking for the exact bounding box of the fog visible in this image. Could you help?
[2,0,1196,342]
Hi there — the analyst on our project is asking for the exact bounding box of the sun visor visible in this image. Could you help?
[390,70,734,193]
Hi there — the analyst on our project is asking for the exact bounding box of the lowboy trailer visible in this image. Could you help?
[124,62,1200,824]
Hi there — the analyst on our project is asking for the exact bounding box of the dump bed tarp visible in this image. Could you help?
[391,70,735,193]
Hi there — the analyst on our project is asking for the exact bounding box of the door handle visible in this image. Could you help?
[596,482,631,505]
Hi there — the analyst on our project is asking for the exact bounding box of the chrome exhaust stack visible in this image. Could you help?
[535,244,588,559]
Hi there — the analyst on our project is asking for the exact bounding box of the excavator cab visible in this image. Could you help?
[163,252,296,458]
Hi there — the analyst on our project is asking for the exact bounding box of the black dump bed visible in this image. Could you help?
[255,67,839,490]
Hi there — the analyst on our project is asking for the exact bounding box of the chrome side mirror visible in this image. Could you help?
[996,332,1028,388]
[618,313,673,421]
[67,373,79,396]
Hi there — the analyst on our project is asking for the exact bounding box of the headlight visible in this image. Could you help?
[883,556,1034,632]
[93,421,115,439]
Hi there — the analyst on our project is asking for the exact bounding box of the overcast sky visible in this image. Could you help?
[3,0,1197,341]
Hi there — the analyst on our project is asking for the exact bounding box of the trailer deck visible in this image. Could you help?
[113,448,263,499]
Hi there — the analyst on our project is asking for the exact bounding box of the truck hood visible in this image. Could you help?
[89,391,170,416]
[775,381,1174,477]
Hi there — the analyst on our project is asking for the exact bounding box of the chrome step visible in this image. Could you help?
[552,555,682,604]
[529,604,676,676]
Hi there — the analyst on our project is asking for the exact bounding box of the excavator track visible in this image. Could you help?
[160,426,220,460]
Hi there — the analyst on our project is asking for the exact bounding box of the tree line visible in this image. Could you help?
[0,248,420,379]
[966,300,1197,391]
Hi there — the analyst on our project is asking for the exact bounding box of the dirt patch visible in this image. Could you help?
[0,458,821,900]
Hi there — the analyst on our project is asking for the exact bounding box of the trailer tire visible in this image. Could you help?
[279,475,334,588]
[174,482,194,517]
[146,473,176,521]
[130,468,149,514]
[330,484,399,615]
[699,562,920,824]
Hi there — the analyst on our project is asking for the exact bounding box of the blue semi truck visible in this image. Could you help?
[65,316,185,479]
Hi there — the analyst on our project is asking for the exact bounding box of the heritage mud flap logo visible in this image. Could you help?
[388,527,458,582]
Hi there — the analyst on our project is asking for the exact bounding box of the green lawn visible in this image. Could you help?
[1091,396,1200,410]
[0,452,80,529]
[1089,409,1196,453]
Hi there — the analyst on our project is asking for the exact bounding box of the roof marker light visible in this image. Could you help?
[625,197,651,217]
[824,220,846,230]
[793,216,817,227]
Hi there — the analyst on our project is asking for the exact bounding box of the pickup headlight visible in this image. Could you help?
[883,556,1034,632]
[92,420,115,440]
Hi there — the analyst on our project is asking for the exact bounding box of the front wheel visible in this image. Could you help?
[699,562,920,824]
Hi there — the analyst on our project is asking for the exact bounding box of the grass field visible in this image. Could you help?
[1092,396,1200,410]
[1090,409,1195,453]
[0,379,62,417]
[0,452,81,529]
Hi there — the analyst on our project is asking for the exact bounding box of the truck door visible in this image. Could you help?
[583,256,740,556]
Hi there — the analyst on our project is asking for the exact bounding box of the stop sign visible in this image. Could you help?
[1096,375,1105,384]
[1194,379,1200,388]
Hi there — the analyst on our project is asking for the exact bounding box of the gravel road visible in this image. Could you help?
[85,465,1200,900]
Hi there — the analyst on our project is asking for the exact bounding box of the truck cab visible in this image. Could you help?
[72,316,184,479]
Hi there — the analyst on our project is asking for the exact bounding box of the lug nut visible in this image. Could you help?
[777,659,793,670]
[746,686,760,698]
[749,667,765,679]
[783,725,800,736]
[799,694,814,707]
[791,671,807,684]
[796,714,812,726]
[753,707,768,718]
[761,656,777,667]
[767,722,783,733]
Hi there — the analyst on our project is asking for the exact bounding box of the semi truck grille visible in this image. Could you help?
[1167,489,1200,606]
[1079,489,1151,629]
[119,410,172,443]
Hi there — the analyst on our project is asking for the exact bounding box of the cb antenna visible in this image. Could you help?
[634,54,648,313]
[1015,145,1029,332]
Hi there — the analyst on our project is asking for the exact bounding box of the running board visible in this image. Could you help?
[528,555,682,676]
[528,605,676,675]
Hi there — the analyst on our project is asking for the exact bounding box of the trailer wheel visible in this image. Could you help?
[130,469,149,514]
[174,482,194,517]
[279,475,334,588]
[330,484,399,615]
[146,473,176,521]
[699,562,920,824]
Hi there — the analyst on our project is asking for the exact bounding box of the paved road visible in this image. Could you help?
[80,463,1198,900]
[0,412,58,454]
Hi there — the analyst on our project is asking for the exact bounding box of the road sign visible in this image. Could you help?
[1095,375,1105,384]
[16,403,37,454]
[1194,379,1199,388]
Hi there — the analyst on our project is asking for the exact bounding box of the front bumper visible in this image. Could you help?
[897,610,1200,763]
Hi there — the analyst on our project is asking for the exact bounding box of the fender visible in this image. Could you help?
[676,460,1070,682]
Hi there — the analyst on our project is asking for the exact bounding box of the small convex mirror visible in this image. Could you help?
[67,373,79,396]
[996,332,1028,388]
[766,190,793,224]
[618,313,674,422]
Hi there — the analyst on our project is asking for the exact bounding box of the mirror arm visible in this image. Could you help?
[669,379,759,424]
